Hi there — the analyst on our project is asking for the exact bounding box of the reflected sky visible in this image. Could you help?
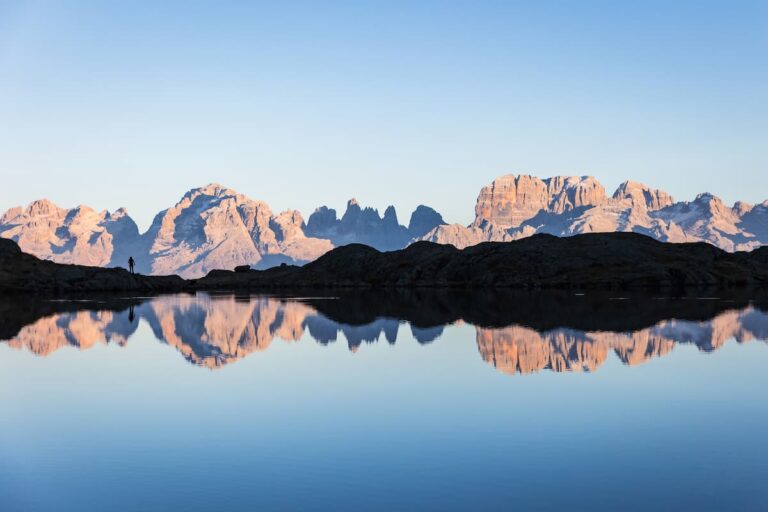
[2,293,768,511]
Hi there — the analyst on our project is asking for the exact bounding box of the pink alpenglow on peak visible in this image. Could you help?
[0,198,139,267]
[2,175,767,276]
[472,175,607,229]
[141,184,333,277]
[0,184,443,278]
[425,174,768,251]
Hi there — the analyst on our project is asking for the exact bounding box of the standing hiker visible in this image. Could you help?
[128,256,135,275]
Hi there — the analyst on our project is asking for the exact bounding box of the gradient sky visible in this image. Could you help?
[1,0,766,230]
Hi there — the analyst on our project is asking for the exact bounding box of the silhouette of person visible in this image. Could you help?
[128,256,135,275]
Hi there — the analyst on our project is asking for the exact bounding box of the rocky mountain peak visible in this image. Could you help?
[694,192,716,202]
[306,200,444,251]
[305,206,337,234]
[473,174,607,228]
[108,207,131,219]
[179,183,243,207]
[383,205,399,226]
[27,198,63,217]
[428,173,768,253]
[692,193,727,214]
[0,206,22,224]
[197,183,233,196]
[733,201,753,216]
[0,197,141,268]
[269,210,307,242]
[612,180,674,210]
[144,185,331,277]
[408,205,445,239]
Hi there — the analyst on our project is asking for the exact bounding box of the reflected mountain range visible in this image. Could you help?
[2,292,768,375]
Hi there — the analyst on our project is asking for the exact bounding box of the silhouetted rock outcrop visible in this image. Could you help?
[3,232,768,293]
[0,238,184,293]
[197,233,768,289]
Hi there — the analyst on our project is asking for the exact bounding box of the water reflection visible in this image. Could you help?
[2,292,768,374]
[477,308,768,374]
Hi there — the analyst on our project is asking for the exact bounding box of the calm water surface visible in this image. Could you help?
[1,292,767,511]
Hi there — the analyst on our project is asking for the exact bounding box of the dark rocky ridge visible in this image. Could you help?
[0,237,184,293]
[2,233,767,293]
[200,232,768,289]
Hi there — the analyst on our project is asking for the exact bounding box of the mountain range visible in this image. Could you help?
[1,174,766,277]
[424,175,768,251]
[0,183,444,277]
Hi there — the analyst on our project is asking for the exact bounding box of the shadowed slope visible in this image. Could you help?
[198,233,768,289]
[0,238,184,293]
[3,232,768,292]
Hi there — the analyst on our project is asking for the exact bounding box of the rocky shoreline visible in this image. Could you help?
[2,232,767,293]
[197,232,768,289]
[0,238,184,293]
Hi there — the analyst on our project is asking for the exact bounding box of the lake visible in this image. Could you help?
[1,291,767,511]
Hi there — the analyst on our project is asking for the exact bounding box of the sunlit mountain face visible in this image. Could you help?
[4,175,767,279]
[3,292,767,375]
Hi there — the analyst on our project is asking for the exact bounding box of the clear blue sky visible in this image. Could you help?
[1,0,766,229]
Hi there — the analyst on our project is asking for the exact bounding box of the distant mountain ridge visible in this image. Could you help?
[423,174,768,251]
[1,174,767,277]
[0,199,140,268]
[0,183,443,277]
[305,199,445,251]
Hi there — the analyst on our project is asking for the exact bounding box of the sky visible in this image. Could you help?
[0,0,766,230]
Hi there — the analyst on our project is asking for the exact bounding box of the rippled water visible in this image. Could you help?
[2,292,768,511]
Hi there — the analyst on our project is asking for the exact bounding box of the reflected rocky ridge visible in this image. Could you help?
[2,292,768,374]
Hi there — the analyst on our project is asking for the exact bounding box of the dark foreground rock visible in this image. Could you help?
[0,238,185,293]
[197,233,768,290]
[2,232,768,293]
